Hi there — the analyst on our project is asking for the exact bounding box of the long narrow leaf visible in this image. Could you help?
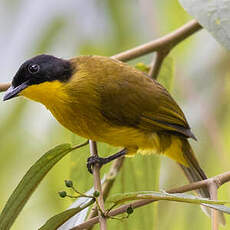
[109,191,230,213]
[39,198,95,230]
[0,144,74,230]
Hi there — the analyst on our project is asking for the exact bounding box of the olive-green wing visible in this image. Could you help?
[99,66,194,139]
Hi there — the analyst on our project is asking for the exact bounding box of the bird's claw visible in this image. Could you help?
[87,155,105,174]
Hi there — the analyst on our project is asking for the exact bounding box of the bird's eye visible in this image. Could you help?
[28,64,40,74]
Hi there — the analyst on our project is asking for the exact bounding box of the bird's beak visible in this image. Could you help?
[3,81,29,101]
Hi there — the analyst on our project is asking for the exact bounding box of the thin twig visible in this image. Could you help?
[209,179,220,230]
[86,157,125,229]
[71,170,230,230]
[112,20,201,61]
[149,50,170,79]
[89,141,107,230]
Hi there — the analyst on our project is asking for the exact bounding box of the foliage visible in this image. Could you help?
[0,144,74,230]
[179,0,230,50]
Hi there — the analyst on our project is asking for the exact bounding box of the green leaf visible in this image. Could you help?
[0,144,74,230]
[158,56,174,92]
[39,198,95,230]
[109,191,228,208]
[179,0,230,50]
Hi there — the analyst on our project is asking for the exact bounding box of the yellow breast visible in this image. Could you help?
[20,81,69,105]
[20,80,108,140]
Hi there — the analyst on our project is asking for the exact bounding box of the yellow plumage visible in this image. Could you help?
[21,81,189,166]
[20,56,192,166]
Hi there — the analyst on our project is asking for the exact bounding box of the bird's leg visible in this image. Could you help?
[87,148,127,174]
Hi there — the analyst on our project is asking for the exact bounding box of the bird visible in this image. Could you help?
[3,54,214,208]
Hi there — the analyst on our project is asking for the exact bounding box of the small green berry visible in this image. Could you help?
[127,206,133,215]
[65,180,73,188]
[58,191,67,198]
[93,190,100,197]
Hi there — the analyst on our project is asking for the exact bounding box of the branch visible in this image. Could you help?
[71,170,230,230]
[112,19,202,62]
[89,141,107,230]
[149,50,169,79]
[0,20,202,92]
[209,180,220,230]
[86,157,125,227]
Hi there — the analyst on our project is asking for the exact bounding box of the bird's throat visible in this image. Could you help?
[20,80,68,106]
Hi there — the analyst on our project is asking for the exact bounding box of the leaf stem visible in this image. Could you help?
[72,140,89,150]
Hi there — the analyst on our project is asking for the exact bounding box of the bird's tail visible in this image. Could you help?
[179,138,225,225]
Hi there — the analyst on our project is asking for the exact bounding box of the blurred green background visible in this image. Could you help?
[0,0,230,229]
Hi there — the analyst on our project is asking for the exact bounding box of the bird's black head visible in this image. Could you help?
[3,54,73,101]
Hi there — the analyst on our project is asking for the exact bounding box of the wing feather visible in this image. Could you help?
[99,59,195,139]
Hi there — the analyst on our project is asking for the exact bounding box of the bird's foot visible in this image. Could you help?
[87,148,127,174]
[87,155,108,174]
